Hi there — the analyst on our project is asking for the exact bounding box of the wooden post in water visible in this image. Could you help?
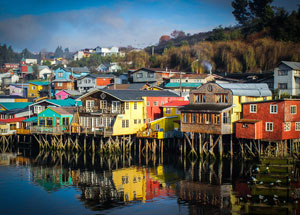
[230,135,233,158]
[219,135,223,158]
[184,136,187,157]
[199,133,203,157]
[209,134,213,156]
[92,137,95,153]
[84,135,87,152]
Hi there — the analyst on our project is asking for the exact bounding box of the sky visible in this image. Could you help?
[0,0,298,52]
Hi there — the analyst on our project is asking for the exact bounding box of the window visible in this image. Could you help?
[147,101,150,106]
[30,93,34,97]
[284,122,291,131]
[215,94,228,103]
[205,114,211,124]
[296,122,300,131]
[161,101,164,106]
[155,124,160,131]
[62,117,69,126]
[138,119,141,124]
[112,101,120,113]
[278,70,288,76]
[46,117,53,127]
[278,83,288,89]
[32,86,36,90]
[165,108,171,114]
[250,104,257,113]
[57,82,63,87]
[191,113,196,123]
[34,105,44,114]
[214,114,220,125]
[223,112,230,124]
[122,120,129,128]
[137,73,143,78]
[126,102,129,110]
[270,105,277,114]
[100,100,107,109]
[291,105,297,114]
[194,94,206,103]
[198,113,204,124]
[39,117,45,126]
[134,119,137,124]
[134,102,138,109]
[265,122,273,131]
[154,101,158,106]
[58,72,63,78]
[183,113,188,123]
[58,95,62,99]
[86,100,95,109]
[147,73,154,78]
[176,108,181,115]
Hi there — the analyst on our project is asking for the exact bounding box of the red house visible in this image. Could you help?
[144,95,184,122]
[236,99,300,140]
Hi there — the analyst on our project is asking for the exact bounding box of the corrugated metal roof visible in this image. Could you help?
[102,89,180,101]
[0,102,32,110]
[218,83,272,97]
[165,83,202,88]
[280,61,300,70]
[29,81,50,86]
[46,98,82,107]
[180,104,232,113]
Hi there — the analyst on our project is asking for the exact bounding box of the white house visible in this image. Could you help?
[38,66,53,79]
[274,61,300,96]
[95,46,122,56]
[73,50,84,60]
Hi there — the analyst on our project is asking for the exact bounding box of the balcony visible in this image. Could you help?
[30,126,69,134]
[79,106,125,115]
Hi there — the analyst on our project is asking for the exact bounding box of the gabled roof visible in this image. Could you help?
[48,107,75,115]
[163,101,189,107]
[29,81,50,86]
[78,89,180,101]
[180,104,233,113]
[0,102,32,110]
[29,98,80,107]
[218,83,272,97]
[57,90,82,96]
[279,61,300,70]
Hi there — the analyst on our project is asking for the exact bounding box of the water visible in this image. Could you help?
[0,147,300,215]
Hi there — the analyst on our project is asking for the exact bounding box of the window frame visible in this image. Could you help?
[270,105,277,114]
[265,122,273,132]
[250,104,257,113]
[291,105,297,114]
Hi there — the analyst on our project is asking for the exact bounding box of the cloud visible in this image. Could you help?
[0,6,178,52]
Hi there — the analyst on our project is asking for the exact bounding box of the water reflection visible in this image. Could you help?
[1,148,300,214]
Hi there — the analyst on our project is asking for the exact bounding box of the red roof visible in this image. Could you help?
[0,117,27,123]
[163,101,189,107]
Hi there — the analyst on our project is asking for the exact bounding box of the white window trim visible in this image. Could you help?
[291,105,297,114]
[270,105,277,114]
[284,122,291,131]
[295,122,300,131]
[265,122,273,132]
[250,104,257,113]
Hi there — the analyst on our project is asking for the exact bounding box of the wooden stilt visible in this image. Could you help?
[219,135,223,158]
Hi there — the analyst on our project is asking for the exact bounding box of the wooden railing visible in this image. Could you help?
[79,106,125,114]
[16,128,31,135]
[30,126,67,134]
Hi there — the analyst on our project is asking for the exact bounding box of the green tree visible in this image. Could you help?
[232,0,251,25]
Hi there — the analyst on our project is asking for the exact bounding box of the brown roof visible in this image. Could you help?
[180,104,232,113]
[50,107,76,115]
[236,119,261,123]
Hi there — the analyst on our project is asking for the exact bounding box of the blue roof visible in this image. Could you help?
[23,116,37,122]
[29,81,50,86]
[46,98,82,107]
[0,102,32,110]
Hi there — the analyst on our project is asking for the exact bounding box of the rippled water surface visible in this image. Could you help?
[1,147,300,215]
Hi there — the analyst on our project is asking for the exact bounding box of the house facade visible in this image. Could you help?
[274,61,300,96]
[9,83,28,97]
[180,83,272,135]
[77,89,147,136]
[236,99,300,140]
[55,90,82,100]
[28,81,50,98]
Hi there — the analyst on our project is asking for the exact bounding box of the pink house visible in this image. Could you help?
[56,90,82,100]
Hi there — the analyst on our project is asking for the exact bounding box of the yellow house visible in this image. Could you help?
[112,167,146,202]
[28,81,50,98]
[148,101,189,139]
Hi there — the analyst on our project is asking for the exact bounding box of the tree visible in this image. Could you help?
[159,35,171,44]
[54,46,64,58]
[170,30,185,38]
[232,0,251,25]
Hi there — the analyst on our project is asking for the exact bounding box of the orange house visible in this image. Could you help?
[96,74,115,87]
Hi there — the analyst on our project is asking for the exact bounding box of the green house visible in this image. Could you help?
[37,107,75,129]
